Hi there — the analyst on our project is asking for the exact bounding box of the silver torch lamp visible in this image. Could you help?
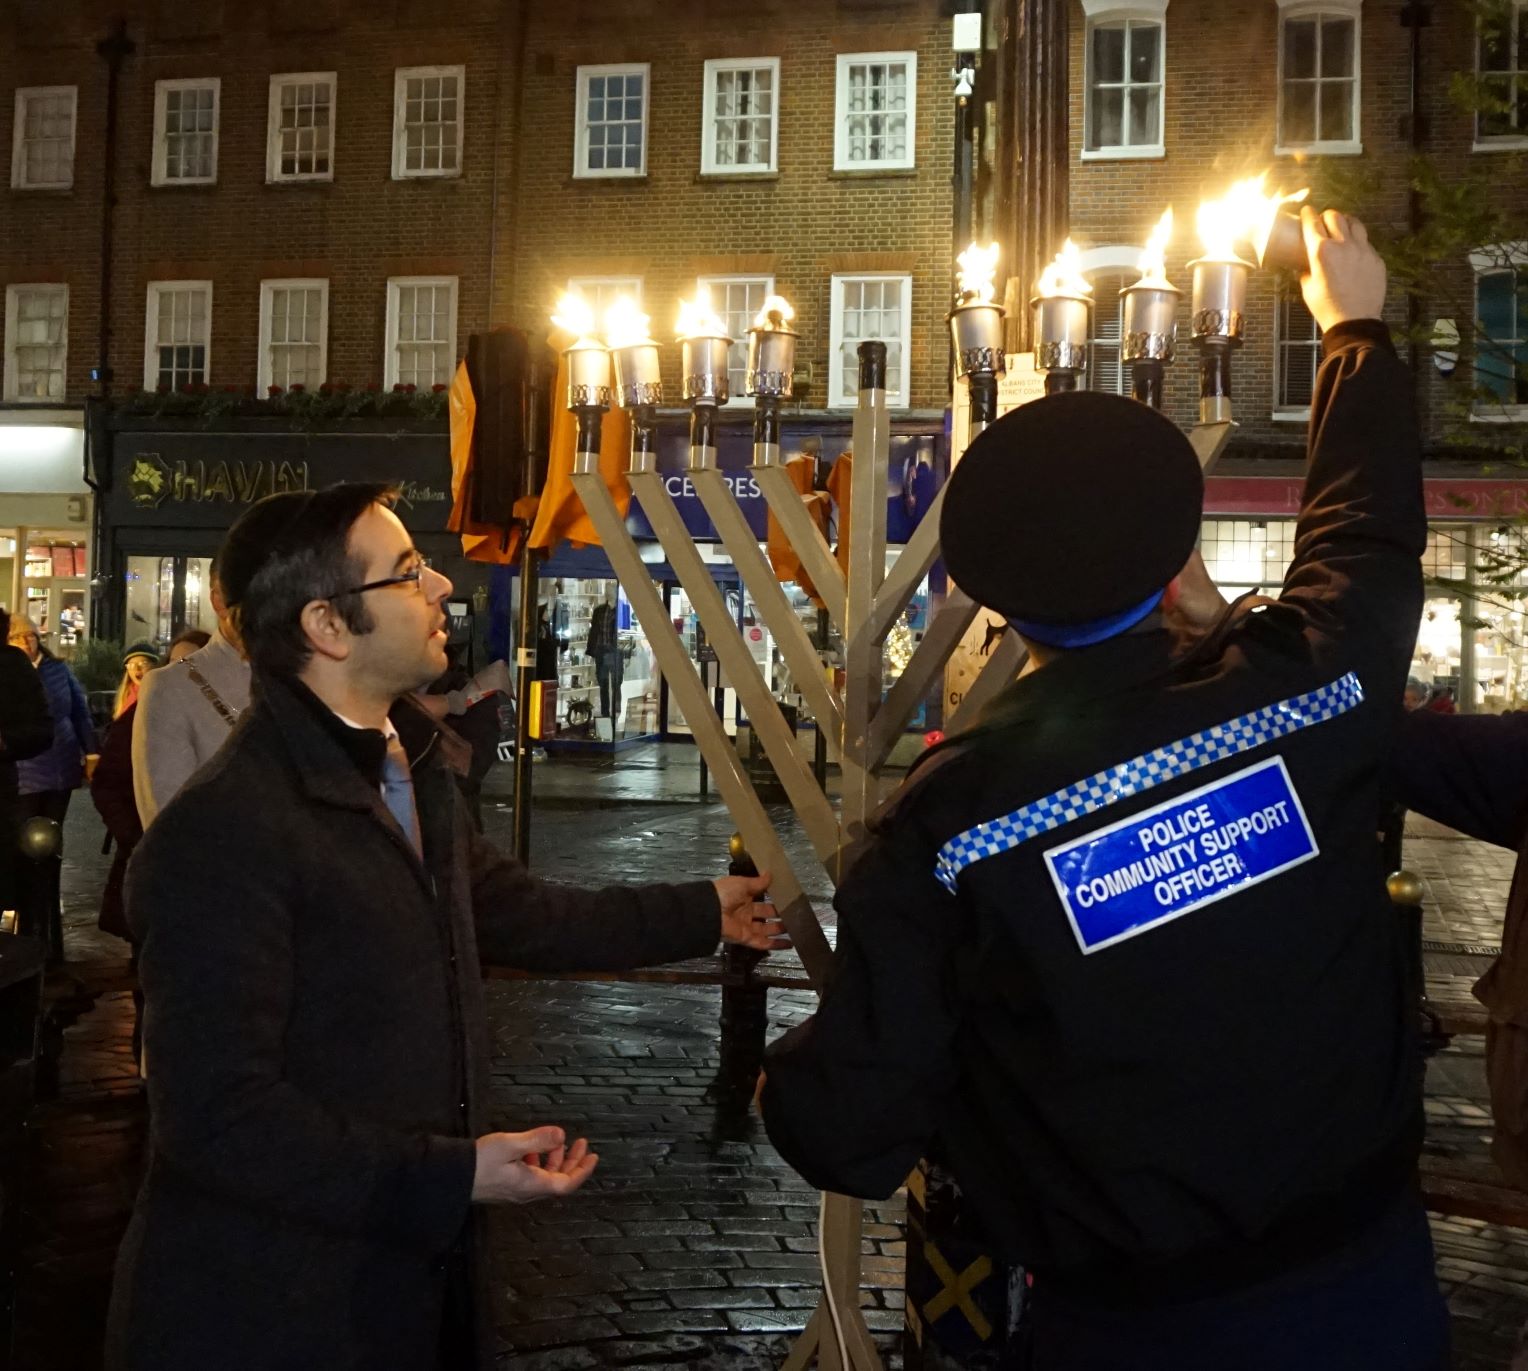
[553,293,613,472]
[1031,240,1092,396]
[1119,209,1180,411]
[949,242,1006,437]
[745,294,799,467]
[604,298,664,474]
[677,289,735,472]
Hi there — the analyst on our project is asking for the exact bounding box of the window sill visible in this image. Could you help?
[827,165,917,178]
[571,171,649,182]
[266,175,335,187]
[698,169,779,182]
[1472,137,1528,153]
[1274,141,1362,157]
[1271,408,1311,423]
[391,170,464,183]
[149,179,218,189]
[1080,145,1165,162]
[1469,406,1528,424]
[9,183,73,193]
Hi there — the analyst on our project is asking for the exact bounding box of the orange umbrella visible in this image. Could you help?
[767,453,832,606]
[446,359,539,564]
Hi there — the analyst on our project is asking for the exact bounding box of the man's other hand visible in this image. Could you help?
[1300,206,1386,333]
[1164,550,1230,636]
[714,872,790,952]
[471,1126,598,1204]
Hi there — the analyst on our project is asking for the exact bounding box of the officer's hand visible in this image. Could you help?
[1299,206,1386,333]
[471,1126,598,1204]
[715,872,791,951]
[1163,550,1229,635]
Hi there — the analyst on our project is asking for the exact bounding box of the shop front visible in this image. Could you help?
[1203,467,1528,713]
[509,413,947,754]
[94,419,483,661]
[0,408,93,659]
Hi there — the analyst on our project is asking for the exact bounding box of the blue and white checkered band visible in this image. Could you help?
[933,672,1365,894]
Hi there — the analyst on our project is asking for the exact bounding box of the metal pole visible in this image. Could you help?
[511,348,552,865]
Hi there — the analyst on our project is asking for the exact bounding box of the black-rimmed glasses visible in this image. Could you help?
[331,555,433,599]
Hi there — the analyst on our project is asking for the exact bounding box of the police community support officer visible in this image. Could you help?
[761,207,1447,1371]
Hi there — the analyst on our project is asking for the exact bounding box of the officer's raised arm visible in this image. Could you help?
[1276,207,1426,671]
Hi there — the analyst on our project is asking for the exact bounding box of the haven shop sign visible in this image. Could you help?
[103,427,454,532]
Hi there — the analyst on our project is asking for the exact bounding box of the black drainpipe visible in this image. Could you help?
[89,19,133,641]
[1400,2,1431,393]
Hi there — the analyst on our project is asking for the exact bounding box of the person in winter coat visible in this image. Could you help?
[762,209,1447,1370]
[0,606,54,918]
[107,484,786,1371]
[93,630,210,941]
[115,642,159,718]
[7,613,97,957]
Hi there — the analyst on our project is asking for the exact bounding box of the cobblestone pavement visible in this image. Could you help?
[13,789,1528,1369]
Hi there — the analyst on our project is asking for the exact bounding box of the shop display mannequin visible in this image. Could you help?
[587,590,624,721]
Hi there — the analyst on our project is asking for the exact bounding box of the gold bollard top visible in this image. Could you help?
[729,832,748,863]
[1386,870,1424,908]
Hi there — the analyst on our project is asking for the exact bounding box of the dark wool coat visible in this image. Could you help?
[107,676,720,1370]
[1390,709,1528,1189]
[0,641,54,911]
[90,703,141,941]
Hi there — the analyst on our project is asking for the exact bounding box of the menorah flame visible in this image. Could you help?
[604,296,654,351]
[1196,174,1308,261]
[676,286,730,340]
[552,291,598,340]
[752,294,796,331]
[1135,209,1175,287]
[1034,239,1091,298]
[956,242,1000,305]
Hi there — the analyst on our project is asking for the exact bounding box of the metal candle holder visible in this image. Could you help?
[746,317,798,466]
[1189,257,1250,425]
[679,331,732,470]
[1120,279,1180,410]
[611,340,664,472]
[564,337,613,457]
[1031,292,1091,394]
[949,297,1006,430]
[1253,205,1308,273]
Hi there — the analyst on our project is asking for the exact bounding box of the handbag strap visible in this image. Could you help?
[184,662,239,729]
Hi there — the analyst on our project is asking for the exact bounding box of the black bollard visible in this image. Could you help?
[716,835,769,1097]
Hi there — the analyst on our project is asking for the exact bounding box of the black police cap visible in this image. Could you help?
[940,391,1203,626]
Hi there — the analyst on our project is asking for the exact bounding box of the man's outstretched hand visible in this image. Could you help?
[714,872,790,952]
[1299,205,1387,333]
[472,1126,598,1204]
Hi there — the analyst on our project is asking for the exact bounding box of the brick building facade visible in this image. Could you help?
[1057,0,1528,451]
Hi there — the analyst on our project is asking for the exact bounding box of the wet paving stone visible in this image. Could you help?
[12,779,1528,1368]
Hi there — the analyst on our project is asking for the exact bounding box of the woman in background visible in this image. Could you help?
[115,642,160,719]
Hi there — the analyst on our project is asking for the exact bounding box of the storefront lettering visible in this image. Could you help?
[130,453,311,508]
[662,474,762,501]
[396,482,450,509]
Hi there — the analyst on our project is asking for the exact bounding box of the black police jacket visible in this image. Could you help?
[762,320,1426,1303]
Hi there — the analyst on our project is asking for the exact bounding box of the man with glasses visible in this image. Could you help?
[108,484,782,1371]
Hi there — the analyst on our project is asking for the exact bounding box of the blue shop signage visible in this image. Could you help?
[1043,756,1319,955]
[625,425,945,544]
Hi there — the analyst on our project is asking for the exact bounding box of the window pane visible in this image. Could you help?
[1129,23,1160,83]
[1092,24,1125,84]
[1283,82,1317,143]
[1480,270,1516,338]
[1285,19,1317,80]
[1321,17,1355,78]
[1091,87,1125,148]
[1128,86,1160,144]
[1318,80,1353,141]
